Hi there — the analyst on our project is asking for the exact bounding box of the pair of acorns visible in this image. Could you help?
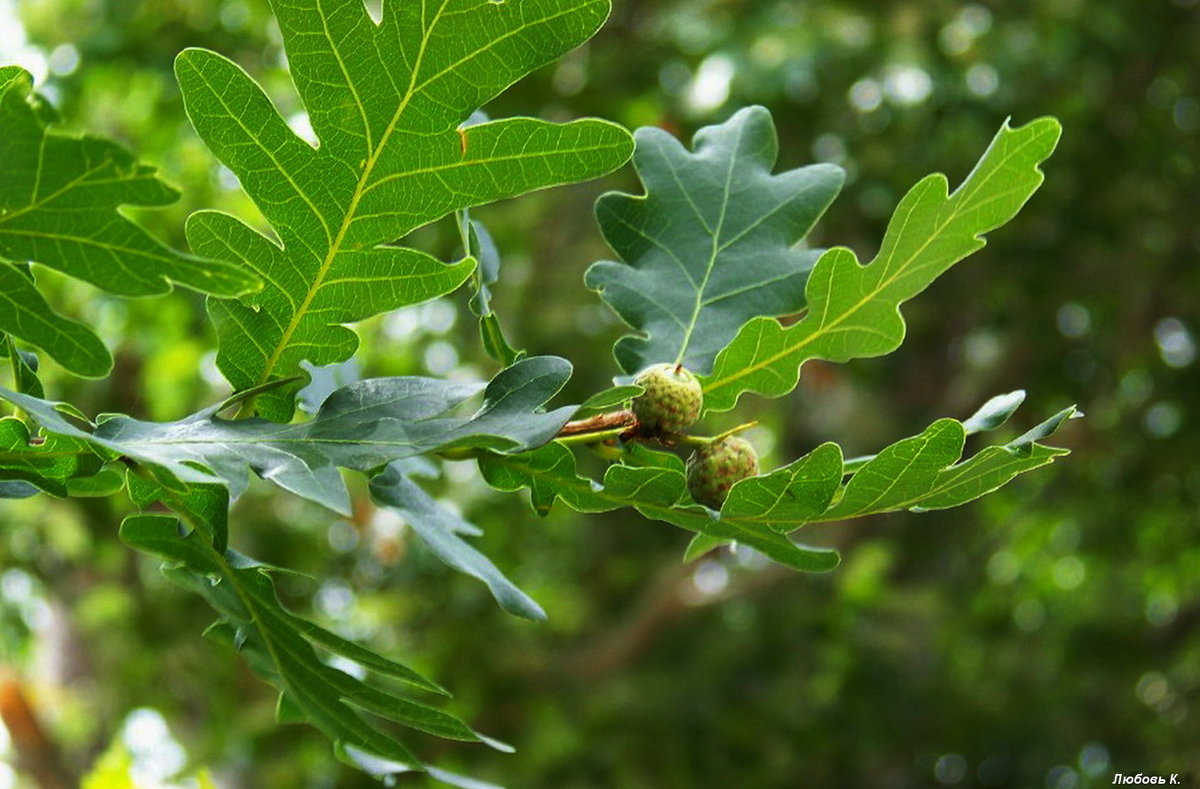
[630,363,759,510]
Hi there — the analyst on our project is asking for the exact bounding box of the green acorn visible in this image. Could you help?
[686,435,759,510]
[631,363,703,433]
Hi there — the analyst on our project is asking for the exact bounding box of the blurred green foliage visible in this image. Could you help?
[1,0,1198,787]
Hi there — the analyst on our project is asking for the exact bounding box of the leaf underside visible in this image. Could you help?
[0,356,576,517]
[0,357,576,779]
[702,116,1063,411]
[0,68,258,378]
[370,465,546,620]
[182,0,634,419]
[120,513,507,781]
[588,106,844,375]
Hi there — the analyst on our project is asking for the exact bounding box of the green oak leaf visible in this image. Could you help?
[587,106,844,375]
[370,464,545,620]
[0,68,259,378]
[63,468,125,498]
[823,405,1078,519]
[0,356,576,516]
[181,0,633,420]
[463,214,525,366]
[720,442,844,532]
[479,442,840,573]
[127,471,231,554]
[572,384,642,419]
[119,513,507,779]
[2,334,44,399]
[483,394,1075,573]
[0,416,102,496]
[702,116,1062,411]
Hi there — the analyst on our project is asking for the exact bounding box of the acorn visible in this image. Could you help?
[630,363,703,433]
[686,435,759,510]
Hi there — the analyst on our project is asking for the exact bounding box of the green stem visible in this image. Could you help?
[555,426,627,447]
[456,208,486,308]
[684,421,758,446]
[4,336,29,423]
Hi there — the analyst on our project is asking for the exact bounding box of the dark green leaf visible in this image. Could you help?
[369,465,545,621]
[119,513,501,776]
[588,106,843,374]
[297,360,361,415]
[572,384,642,419]
[0,357,575,516]
[482,395,1075,572]
[479,442,840,573]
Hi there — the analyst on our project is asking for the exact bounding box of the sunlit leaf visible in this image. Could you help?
[182,0,633,419]
[0,69,259,378]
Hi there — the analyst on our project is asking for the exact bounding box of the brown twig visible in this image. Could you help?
[556,409,638,437]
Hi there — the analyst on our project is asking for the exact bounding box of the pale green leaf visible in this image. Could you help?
[0,69,259,378]
[181,0,633,419]
[962,390,1026,434]
[702,117,1062,411]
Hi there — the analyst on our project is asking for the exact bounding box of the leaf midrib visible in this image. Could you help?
[253,0,597,393]
[673,119,742,365]
[254,0,453,392]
